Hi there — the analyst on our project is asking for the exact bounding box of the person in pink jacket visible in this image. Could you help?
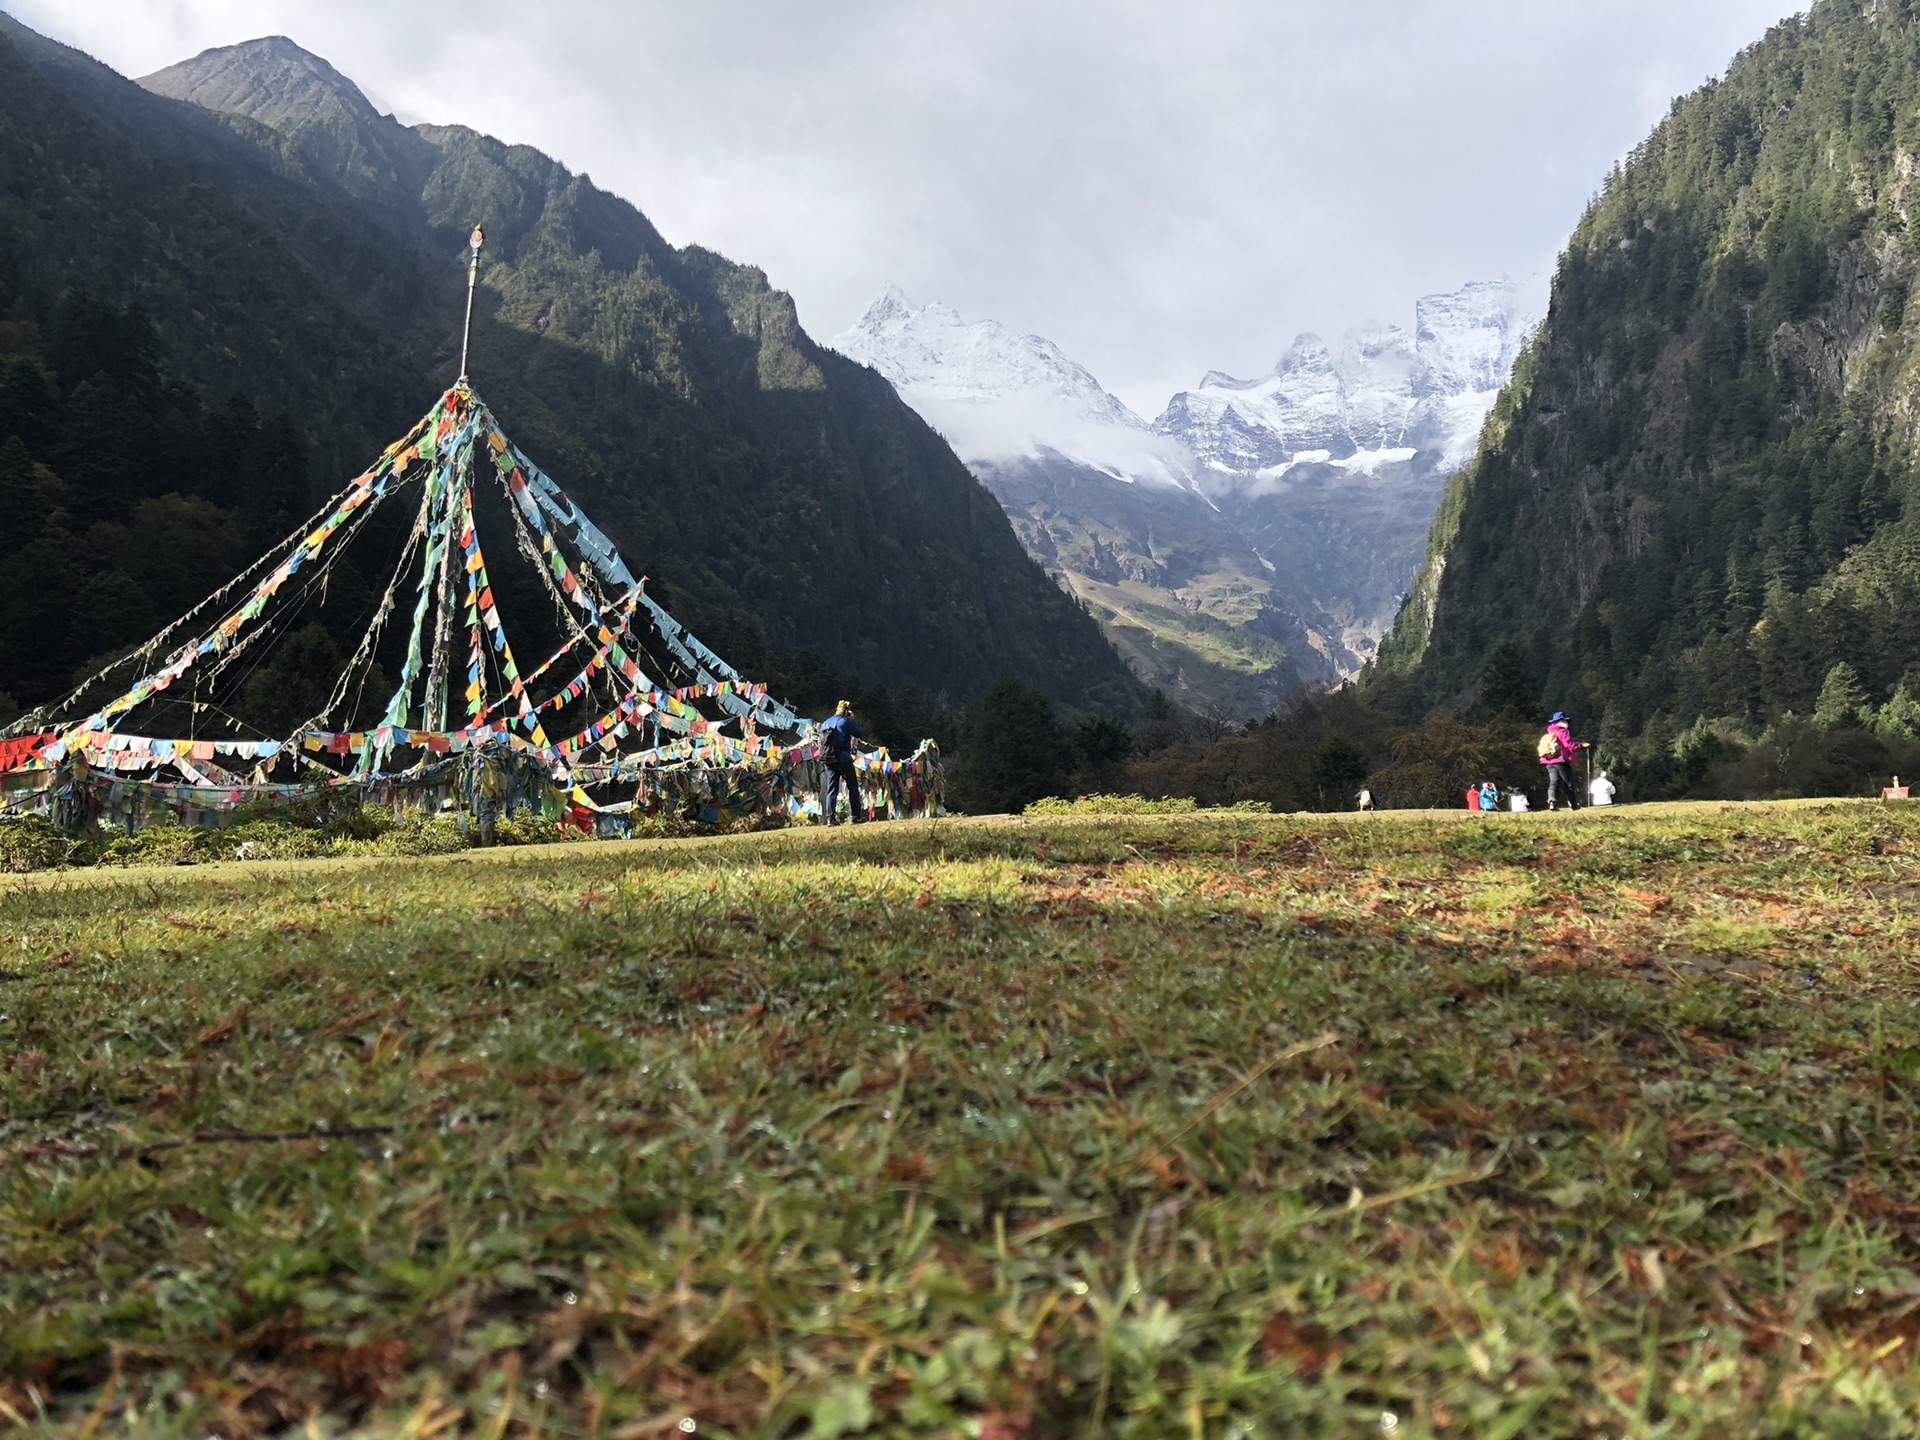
[1540,711,1586,811]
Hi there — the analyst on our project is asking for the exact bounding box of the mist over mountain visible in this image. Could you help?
[832,285,1187,486]
[0,18,1140,722]
[837,281,1530,717]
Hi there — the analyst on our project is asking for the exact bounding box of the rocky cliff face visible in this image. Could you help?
[837,282,1530,715]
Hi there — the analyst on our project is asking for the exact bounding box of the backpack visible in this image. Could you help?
[1536,731,1560,760]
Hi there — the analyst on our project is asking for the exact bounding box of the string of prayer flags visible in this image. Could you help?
[17,381,938,838]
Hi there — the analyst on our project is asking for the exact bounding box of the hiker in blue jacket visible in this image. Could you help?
[819,700,867,825]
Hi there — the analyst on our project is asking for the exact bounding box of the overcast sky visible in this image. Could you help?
[6,0,1796,416]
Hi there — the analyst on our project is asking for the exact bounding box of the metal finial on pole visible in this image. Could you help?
[458,225,484,384]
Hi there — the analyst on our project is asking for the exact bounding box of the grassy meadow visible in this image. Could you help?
[3,803,1920,1436]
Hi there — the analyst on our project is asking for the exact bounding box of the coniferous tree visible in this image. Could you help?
[1875,684,1920,741]
[0,435,47,555]
[1133,689,1187,754]
[1069,714,1134,792]
[0,359,53,448]
[1479,641,1541,720]
[1814,662,1870,730]
[1306,736,1371,810]
[951,673,1070,815]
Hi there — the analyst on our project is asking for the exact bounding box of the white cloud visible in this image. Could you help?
[2,0,1798,415]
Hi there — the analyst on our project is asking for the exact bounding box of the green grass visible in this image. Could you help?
[1076,580,1291,675]
[4,803,1920,1436]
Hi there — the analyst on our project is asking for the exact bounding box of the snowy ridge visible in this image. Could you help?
[1155,278,1529,483]
[832,287,1191,485]
[1415,281,1532,396]
[835,280,1530,489]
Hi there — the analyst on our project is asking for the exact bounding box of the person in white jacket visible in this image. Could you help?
[1509,789,1530,813]
[1589,770,1616,806]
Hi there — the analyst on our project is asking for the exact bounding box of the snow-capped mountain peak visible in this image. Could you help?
[1156,278,1530,477]
[832,288,1186,482]
[1413,279,1528,396]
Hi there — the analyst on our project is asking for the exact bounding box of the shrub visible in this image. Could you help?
[220,820,329,861]
[322,799,398,841]
[350,814,468,857]
[1026,794,1199,817]
[628,814,702,841]
[492,816,566,848]
[0,816,71,873]
[98,822,215,867]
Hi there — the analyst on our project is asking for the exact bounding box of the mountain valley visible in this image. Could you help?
[835,281,1531,717]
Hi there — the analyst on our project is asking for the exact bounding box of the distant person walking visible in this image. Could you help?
[1589,769,1616,807]
[819,700,867,826]
[1539,711,1586,811]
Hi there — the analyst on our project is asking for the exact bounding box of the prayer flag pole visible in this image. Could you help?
[458,225,484,383]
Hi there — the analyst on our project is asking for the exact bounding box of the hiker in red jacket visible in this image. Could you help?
[1540,711,1586,811]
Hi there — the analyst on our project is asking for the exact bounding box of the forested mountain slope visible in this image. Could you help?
[0,19,1138,720]
[1375,1,1920,739]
